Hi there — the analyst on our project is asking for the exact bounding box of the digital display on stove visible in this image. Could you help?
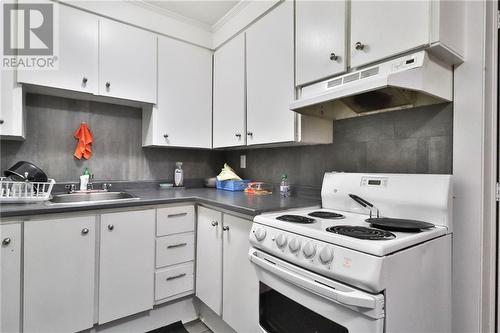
[368,180,382,186]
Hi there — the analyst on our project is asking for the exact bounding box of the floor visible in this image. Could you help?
[185,320,212,333]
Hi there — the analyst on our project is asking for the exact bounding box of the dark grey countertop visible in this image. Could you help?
[0,187,321,219]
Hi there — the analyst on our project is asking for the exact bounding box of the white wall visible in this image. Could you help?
[211,0,280,49]
[452,1,488,332]
[62,1,213,49]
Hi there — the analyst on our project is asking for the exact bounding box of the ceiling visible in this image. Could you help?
[143,1,240,27]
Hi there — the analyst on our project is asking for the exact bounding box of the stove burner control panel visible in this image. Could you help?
[250,223,386,293]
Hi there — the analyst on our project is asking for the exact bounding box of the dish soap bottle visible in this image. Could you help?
[80,168,90,191]
[174,162,184,187]
[280,174,290,197]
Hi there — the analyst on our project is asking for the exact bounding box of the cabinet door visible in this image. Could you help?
[23,216,95,333]
[195,206,223,315]
[17,4,98,94]
[296,0,347,86]
[222,215,260,333]
[246,2,296,145]
[156,37,212,148]
[99,19,157,103]
[0,69,24,138]
[99,209,155,324]
[350,1,430,68]
[213,34,246,148]
[1,223,21,333]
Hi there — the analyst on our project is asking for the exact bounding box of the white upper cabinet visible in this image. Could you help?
[99,210,155,324]
[296,0,347,86]
[23,216,96,333]
[99,19,157,104]
[17,4,99,94]
[350,1,430,68]
[246,2,296,145]
[213,34,246,148]
[146,36,212,148]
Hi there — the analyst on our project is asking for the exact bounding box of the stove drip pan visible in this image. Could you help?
[308,211,345,219]
[326,225,396,240]
[276,215,316,224]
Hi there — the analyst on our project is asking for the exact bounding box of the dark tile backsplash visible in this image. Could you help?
[0,94,224,182]
[223,103,453,187]
[1,94,452,187]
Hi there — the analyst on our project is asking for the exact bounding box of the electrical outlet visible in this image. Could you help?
[240,155,246,169]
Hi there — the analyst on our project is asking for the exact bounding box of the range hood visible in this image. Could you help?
[290,51,453,120]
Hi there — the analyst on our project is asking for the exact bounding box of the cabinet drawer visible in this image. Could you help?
[157,205,195,236]
[155,262,194,301]
[156,233,195,268]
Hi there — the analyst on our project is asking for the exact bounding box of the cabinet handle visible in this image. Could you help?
[105,82,111,88]
[247,132,253,137]
[2,238,11,245]
[166,273,186,281]
[81,228,89,235]
[355,42,365,51]
[82,77,88,84]
[167,243,188,249]
[329,53,338,61]
[107,224,114,231]
[223,226,230,231]
[167,212,187,218]
[235,133,242,138]
[163,134,169,139]
[211,221,218,227]
[0,119,4,124]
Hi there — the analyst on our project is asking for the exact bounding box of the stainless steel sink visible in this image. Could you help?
[48,191,140,205]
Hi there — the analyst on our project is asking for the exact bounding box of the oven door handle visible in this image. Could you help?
[249,250,378,309]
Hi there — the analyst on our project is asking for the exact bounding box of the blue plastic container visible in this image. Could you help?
[216,179,251,191]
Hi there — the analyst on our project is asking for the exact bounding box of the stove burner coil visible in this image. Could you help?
[326,225,396,240]
[276,215,316,224]
[308,211,345,219]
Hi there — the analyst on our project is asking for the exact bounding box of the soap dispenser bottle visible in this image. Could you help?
[174,162,184,187]
[80,168,90,191]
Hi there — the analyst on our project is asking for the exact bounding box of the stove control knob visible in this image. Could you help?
[254,228,267,241]
[319,247,334,264]
[275,234,287,249]
[288,238,301,253]
[303,242,316,258]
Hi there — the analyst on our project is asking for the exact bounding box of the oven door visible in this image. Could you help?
[249,248,385,333]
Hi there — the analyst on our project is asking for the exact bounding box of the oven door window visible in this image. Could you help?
[259,282,349,333]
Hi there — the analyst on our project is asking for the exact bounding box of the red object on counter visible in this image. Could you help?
[73,122,93,160]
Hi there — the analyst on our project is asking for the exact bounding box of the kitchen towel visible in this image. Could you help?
[73,122,93,160]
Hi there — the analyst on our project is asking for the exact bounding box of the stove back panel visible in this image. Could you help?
[321,172,452,231]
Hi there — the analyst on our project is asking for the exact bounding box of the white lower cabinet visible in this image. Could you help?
[196,207,259,332]
[99,209,156,324]
[196,207,223,315]
[222,214,260,333]
[23,216,96,333]
[155,262,195,300]
[1,223,22,333]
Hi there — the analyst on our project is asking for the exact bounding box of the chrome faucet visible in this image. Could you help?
[101,183,112,191]
[65,183,77,194]
[87,174,94,190]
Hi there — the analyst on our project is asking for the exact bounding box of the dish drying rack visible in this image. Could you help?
[0,177,56,203]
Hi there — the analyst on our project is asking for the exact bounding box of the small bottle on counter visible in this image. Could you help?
[280,174,290,197]
[174,162,184,187]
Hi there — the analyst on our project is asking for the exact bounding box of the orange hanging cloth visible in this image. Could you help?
[74,122,93,160]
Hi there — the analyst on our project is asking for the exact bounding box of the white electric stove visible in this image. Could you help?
[249,172,452,333]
